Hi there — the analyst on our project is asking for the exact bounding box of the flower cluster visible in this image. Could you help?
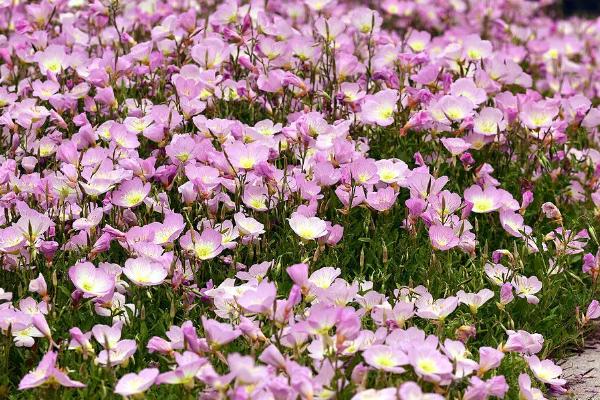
[0,0,600,399]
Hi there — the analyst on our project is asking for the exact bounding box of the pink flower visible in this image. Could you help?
[15,206,53,244]
[511,275,542,304]
[289,213,328,240]
[180,229,223,260]
[123,257,168,286]
[115,368,159,397]
[463,185,503,213]
[68,327,94,356]
[463,375,508,400]
[450,78,487,105]
[503,330,543,354]
[236,280,277,316]
[360,89,399,126]
[440,137,471,156]
[442,339,479,377]
[526,355,566,386]
[457,289,494,313]
[350,158,379,185]
[34,45,69,75]
[96,339,137,367]
[68,262,115,298]
[287,263,309,289]
[499,210,531,238]
[191,37,230,69]
[437,95,475,122]
[520,101,558,130]
[366,187,398,212]
[499,283,514,305]
[477,347,504,375]
[225,141,269,171]
[29,274,48,301]
[202,317,241,347]
[541,202,562,220]
[406,31,431,52]
[416,296,458,321]
[473,107,505,136]
[428,225,460,251]
[399,382,443,400]
[362,344,407,373]
[112,178,151,208]
[518,373,546,400]
[462,35,493,60]
[156,358,205,386]
[152,213,185,245]
[585,300,600,323]
[408,347,453,382]
[18,351,85,390]
[234,212,265,237]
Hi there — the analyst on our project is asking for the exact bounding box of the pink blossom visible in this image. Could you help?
[115,368,159,396]
[69,262,115,298]
[18,351,85,390]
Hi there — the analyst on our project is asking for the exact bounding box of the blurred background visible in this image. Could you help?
[562,0,600,16]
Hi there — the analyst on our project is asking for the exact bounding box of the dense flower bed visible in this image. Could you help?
[1,0,600,398]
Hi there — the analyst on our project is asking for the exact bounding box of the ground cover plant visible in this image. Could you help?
[1,0,600,398]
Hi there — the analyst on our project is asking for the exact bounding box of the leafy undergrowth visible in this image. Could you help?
[1,0,600,399]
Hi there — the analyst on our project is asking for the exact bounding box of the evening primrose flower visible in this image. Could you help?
[518,373,547,400]
[375,159,409,185]
[442,339,479,378]
[463,376,508,400]
[234,212,266,237]
[450,78,487,105]
[440,137,471,156]
[463,185,503,213]
[428,225,460,251]
[408,347,453,382]
[112,178,151,208]
[34,45,69,75]
[416,296,458,321]
[114,368,159,397]
[362,345,407,373]
[525,355,566,386]
[179,229,223,260]
[477,347,505,375]
[14,206,53,244]
[225,141,269,171]
[359,89,399,127]
[519,101,559,130]
[202,316,241,347]
[512,275,542,304]
[499,210,531,238]
[68,262,115,298]
[484,263,510,286]
[406,31,431,52]
[190,37,230,69]
[155,359,206,387]
[122,257,168,287]
[473,107,506,136]
[0,226,26,253]
[18,351,85,390]
[503,330,543,354]
[288,213,328,240]
[398,382,443,400]
[242,185,270,212]
[96,340,137,367]
[437,95,475,122]
[68,328,94,356]
[457,289,495,313]
[584,300,600,324]
[462,35,493,61]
